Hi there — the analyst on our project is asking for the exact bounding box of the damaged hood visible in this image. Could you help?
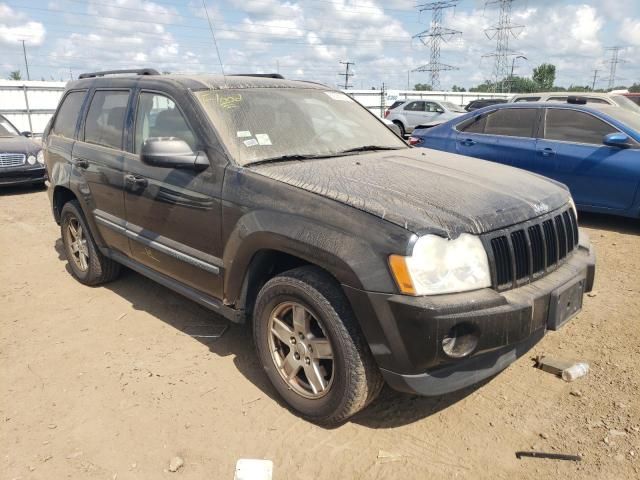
[250,148,571,237]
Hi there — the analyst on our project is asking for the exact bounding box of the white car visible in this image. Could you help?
[385,99,466,136]
[510,92,640,114]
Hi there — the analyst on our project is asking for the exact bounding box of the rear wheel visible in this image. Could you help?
[393,121,405,137]
[253,266,383,425]
[60,200,120,286]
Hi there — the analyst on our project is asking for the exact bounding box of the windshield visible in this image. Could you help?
[0,116,19,137]
[611,95,640,113]
[195,88,407,166]
[441,101,465,113]
[601,107,640,133]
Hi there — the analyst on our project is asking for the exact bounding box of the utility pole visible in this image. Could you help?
[413,1,461,91]
[591,69,599,91]
[339,61,355,89]
[483,0,525,93]
[605,46,623,91]
[21,40,30,80]
[508,55,526,93]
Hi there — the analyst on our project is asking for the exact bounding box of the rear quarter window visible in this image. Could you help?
[51,91,86,139]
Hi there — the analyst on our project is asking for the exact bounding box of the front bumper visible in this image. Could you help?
[0,166,47,186]
[344,235,596,396]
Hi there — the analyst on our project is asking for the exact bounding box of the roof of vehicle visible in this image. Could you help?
[66,72,330,91]
[510,91,623,100]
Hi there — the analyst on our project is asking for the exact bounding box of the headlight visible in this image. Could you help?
[36,150,44,164]
[27,155,36,165]
[389,233,491,296]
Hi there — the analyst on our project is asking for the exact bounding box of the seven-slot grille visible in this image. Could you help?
[486,206,579,290]
[0,153,26,167]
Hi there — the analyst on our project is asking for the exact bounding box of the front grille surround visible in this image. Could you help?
[483,206,579,291]
[0,153,26,168]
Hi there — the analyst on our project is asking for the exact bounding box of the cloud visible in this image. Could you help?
[0,3,46,46]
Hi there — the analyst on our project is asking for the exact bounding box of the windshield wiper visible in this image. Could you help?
[337,145,405,154]
[244,153,338,167]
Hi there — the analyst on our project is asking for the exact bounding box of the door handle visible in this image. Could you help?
[460,138,476,146]
[540,147,555,157]
[74,158,89,169]
[124,174,148,188]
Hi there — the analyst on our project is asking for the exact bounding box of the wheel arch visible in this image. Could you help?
[52,185,78,223]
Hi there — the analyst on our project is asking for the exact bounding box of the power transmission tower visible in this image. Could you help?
[605,46,623,91]
[339,61,355,89]
[483,0,524,93]
[413,1,461,91]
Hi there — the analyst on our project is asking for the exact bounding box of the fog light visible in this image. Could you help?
[442,323,479,359]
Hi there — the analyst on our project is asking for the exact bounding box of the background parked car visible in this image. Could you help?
[510,92,640,114]
[385,99,465,136]
[0,114,46,187]
[464,98,508,111]
[411,102,640,219]
[622,92,640,106]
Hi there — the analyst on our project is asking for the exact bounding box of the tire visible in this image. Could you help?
[393,121,405,137]
[253,266,383,425]
[60,200,121,286]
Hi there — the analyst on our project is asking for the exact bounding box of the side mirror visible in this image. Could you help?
[603,132,630,148]
[435,108,444,114]
[140,137,209,170]
[21,131,33,138]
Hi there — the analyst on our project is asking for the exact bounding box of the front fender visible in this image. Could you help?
[223,210,397,304]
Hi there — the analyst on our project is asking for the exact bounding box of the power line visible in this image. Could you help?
[413,1,461,91]
[339,61,355,89]
[483,0,524,93]
[201,0,225,77]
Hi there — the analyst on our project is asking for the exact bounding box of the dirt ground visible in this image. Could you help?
[1,186,639,480]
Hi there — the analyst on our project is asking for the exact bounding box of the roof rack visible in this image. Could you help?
[78,68,160,79]
[231,73,285,79]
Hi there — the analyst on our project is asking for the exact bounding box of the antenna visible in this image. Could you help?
[605,46,624,91]
[483,0,524,93]
[413,1,461,91]
[339,61,355,89]
[201,0,226,78]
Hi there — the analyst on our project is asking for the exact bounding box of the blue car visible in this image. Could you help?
[411,102,640,218]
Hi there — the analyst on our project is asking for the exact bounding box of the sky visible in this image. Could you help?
[1,0,639,90]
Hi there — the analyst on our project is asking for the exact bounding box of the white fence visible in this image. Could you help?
[0,80,66,135]
[345,90,512,118]
[0,80,513,135]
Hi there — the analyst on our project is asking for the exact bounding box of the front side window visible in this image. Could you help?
[544,109,618,145]
[84,90,129,150]
[195,88,407,166]
[482,108,537,137]
[0,115,19,137]
[425,102,440,112]
[51,91,86,139]
[135,92,196,153]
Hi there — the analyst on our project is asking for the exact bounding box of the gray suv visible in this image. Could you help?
[386,99,465,136]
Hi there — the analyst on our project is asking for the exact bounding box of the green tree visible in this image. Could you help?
[507,76,538,93]
[469,80,494,92]
[451,85,466,92]
[8,70,22,80]
[628,83,640,93]
[567,85,592,92]
[532,63,556,91]
[414,83,432,91]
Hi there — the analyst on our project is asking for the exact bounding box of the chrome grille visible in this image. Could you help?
[484,206,579,291]
[0,153,26,167]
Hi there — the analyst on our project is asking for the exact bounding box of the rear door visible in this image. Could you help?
[122,90,223,298]
[402,101,425,130]
[73,89,131,254]
[455,107,539,167]
[536,108,640,210]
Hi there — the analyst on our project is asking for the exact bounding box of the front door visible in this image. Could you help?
[537,108,640,211]
[123,90,224,298]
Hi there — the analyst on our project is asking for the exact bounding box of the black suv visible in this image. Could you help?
[44,69,596,424]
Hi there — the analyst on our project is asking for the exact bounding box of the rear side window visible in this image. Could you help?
[51,91,86,139]
[388,100,404,110]
[404,101,424,111]
[544,109,618,145]
[483,108,537,137]
[84,90,130,150]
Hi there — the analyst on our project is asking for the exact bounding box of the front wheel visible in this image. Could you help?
[253,266,383,425]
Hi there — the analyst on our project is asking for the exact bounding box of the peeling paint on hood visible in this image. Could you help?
[250,148,571,237]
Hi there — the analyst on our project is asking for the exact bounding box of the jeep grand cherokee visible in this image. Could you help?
[44,69,596,425]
